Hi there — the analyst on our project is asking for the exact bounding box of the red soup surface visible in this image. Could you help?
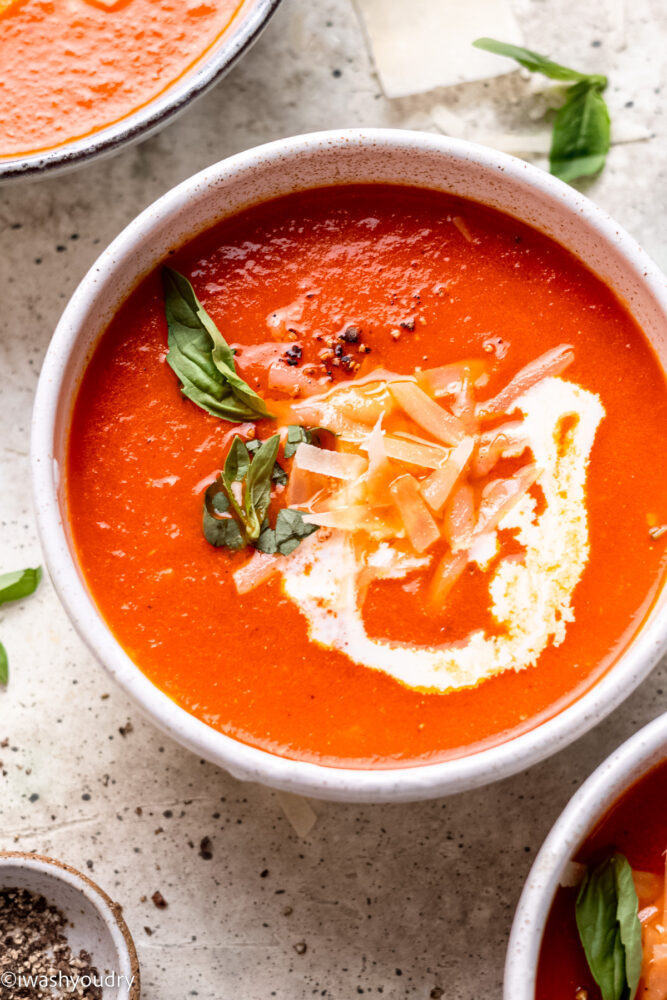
[0,0,242,158]
[537,759,667,999]
[66,185,667,767]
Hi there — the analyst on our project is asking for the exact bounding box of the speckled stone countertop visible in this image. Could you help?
[1,1,666,997]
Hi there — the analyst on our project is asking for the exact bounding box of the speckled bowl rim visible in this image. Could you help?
[0,0,282,183]
[504,712,667,999]
[31,128,667,803]
[0,851,140,998]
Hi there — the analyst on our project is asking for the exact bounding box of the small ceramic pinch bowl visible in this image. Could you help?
[1,0,282,183]
[0,852,139,998]
[32,128,667,802]
[504,711,667,999]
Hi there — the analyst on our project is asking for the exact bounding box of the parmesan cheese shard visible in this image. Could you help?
[388,381,465,445]
[418,360,489,398]
[421,437,474,514]
[233,551,284,595]
[426,550,469,613]
[293,442,367,481]
[365,433,449,469]
[477,344,574,418]
[389,474,441,553]
[352,0,523,98]
[430,109,651,159]
[276,792,317,838]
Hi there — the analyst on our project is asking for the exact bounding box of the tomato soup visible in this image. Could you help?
[537,760,667,1000]
[66,185,667,767]
[0,0,242,158]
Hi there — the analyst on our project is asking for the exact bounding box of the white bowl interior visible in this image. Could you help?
[33,130,667,802]
[0,855,137,997]
[504,712,667,1000]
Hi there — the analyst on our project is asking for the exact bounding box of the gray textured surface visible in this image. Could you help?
[1,1,666,997]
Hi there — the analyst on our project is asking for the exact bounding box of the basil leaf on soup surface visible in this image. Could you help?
[202,435,284,549]
[202,506,246,550]
[472,38,610,183]
[284,425,329,458]
[550,79,610,183]
[0,642,7,686]
[576,852,642,1000]
[256,518,279,555]
[244,434,281,541]
[255,509,318,556]
[274,508,318,555]
[0,566,42,605]
[246,438,287,484]
[202,434,318,555]
[203,480,246,549]
[162,267,272,422]
[223,435,251,483]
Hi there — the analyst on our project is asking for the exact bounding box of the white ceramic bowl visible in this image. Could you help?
[31,128,667,802]
[504,712,667,999]
[0,852,139,998]
[1,0,282,183]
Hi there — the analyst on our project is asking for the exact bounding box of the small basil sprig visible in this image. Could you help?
[203,433,318,555]
[247,438,287,484]
[575,852,642,1000]
[284,425,328,458]
[163,267,272,422]
[0,567,43,686]
[0,567,42,604]
[204,435,280,547]
[256,508,318,556]
[473,38,610,183]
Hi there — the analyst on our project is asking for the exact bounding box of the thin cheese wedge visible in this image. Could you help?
[353,0,522,98]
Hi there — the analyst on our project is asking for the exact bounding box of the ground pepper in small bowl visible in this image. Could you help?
[0,887,102,998]
[0,852,139,999]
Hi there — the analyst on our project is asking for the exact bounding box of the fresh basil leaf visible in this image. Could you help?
[473,38,601,84]
[272,461,288,486]
[204,480,229,515]
[244,434,281,540]
[576,852,642,1000]
[274,508,318,555]
[615,857,643,999]
[224,436,251,483]
[255,519,278,554]
[202,434,313,554]
[284,425,310,458]
[284,425,330,458]
[0,567,42,606]
[203,481,246,549]
[246,439,287,484]
[0,642,7,686]
[550,79,610,182]
[473,38,610,183]
[162,267,272,422]
[202,506,246,549]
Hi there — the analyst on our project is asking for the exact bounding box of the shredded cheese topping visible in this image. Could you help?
[277,376,604,693]
[230,346,605,693]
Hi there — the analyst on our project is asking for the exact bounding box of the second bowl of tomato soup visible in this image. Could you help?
[32,130,667,801]
[505,712,667,1000]
[0,0,282,180]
